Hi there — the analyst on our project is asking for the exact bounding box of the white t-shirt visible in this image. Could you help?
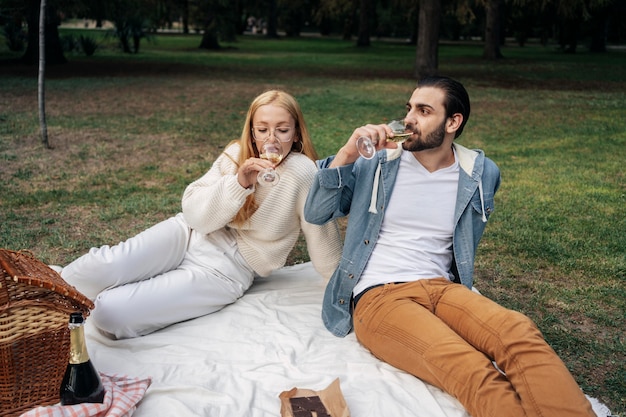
[353,150,459,296]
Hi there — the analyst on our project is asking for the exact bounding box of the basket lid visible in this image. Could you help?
[0,249,94,312]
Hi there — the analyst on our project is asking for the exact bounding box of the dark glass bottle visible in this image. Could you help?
[59,312,105,405]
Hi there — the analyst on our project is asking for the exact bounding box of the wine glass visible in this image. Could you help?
[257,140,284,186]
[356,119,410,159]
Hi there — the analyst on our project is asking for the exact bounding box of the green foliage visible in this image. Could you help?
[0,33,625,415]
[2,21,26,52]
[61,33,79,52]
[104,0,154,53]
[79,35,98,56]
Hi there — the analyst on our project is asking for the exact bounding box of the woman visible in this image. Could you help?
[57,90,342,339]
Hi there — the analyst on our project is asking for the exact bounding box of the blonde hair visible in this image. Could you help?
[228,90,318,225]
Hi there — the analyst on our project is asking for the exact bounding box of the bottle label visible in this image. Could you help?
[69,325,90,364]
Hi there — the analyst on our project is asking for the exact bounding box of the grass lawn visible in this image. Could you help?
[1,31,625,414]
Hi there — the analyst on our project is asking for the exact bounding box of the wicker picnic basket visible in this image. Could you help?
[0,249,94,417]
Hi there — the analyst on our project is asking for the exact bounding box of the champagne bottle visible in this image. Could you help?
[60,312,105,405]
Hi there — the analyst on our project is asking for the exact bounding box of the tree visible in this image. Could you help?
[588,4,609,52]
[415,0,441,78]
[510,0,617,53]
[455,0,503,60]
[278,0,309,37]
[311,0,358,39]
[38,0,50,148]
[266,0,279,38]
[105,0,153,54]
[181,0,189,34]
[356,0,372,46]
[81,0,106,28]
[22,0,66,65]
[482,0,502,59]
[196,0,239,49]
[199,12,220,49]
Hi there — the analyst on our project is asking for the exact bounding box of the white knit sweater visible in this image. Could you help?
[181,143,342,279]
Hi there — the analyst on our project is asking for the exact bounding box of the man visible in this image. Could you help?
[304,76,594,417]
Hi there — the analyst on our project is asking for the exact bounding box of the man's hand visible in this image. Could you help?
[329,123,397,168]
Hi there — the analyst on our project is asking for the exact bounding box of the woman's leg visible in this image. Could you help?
[433,279,595,417]
[61,213,190,299]
[91,227,255,339]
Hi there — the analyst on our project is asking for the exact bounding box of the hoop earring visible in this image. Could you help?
[294,141,304,153]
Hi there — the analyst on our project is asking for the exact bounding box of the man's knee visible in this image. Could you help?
[499,309,542,340]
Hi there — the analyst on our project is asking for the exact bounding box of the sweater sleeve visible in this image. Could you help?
[181,144,254,235]
[300,214,342,281]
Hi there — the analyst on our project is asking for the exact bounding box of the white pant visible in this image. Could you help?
[61,213,254,339]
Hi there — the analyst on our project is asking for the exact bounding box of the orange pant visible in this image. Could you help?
[353,278,594,417]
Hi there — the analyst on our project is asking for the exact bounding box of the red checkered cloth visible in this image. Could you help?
[21,373,152,417]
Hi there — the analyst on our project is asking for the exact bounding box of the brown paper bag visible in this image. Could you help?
[279,378,350,417]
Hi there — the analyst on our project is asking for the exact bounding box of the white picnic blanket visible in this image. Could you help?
[83,262,611,417]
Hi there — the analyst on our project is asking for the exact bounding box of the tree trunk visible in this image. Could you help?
[199,14,220,49]
[23,0,66,65]
[114,21,133,53]
[414,0,440,79]
[559,17,579,53]
[342,6,356,40]
[266,0,279,38]
[409,10,419,45]
[38,0,50,149]
[133,34,141,53]
[483,0,503,60]
[182,0,189,34]
[589,7,608,53]
[199,31,220,49]
[93,0,106,30]
[356,0,371,47]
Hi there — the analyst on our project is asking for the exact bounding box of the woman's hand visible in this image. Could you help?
[237,157,274,189]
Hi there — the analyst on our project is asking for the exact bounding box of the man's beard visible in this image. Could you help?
[402,119,446,152]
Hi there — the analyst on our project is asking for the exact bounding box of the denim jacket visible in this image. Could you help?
[304,143,501,337]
